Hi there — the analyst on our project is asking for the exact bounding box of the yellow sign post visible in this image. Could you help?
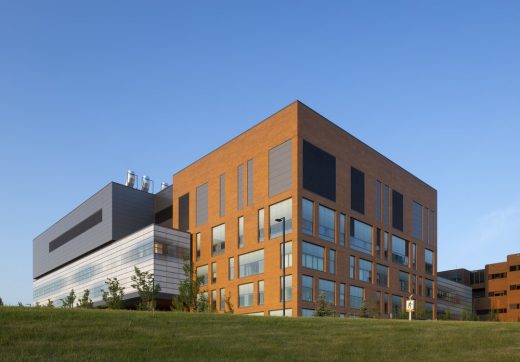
[406,295,415,321]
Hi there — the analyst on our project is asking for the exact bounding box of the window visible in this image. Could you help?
[412,243,417,269]
[384,293,389,314]
[350,286,363,309]
[425,302,433,319]
[302,241,324,271]
[237,164,244,210]
[425,279,433,298]
[412,275,416,295]
[511,284,520,291]
[510,265,520,272]
[238,216,244,248]
[392,295,402,316]
[302,198,314,235]
[423,207,428,242]
[269,198,292,239]
[425,249,433,275]
[376,264,388,287]
[302,309,315,317]
[281,275,292,301]
[392,190,404,231]
[212,262,217,283]
[220,288,226,311]
[219,174,225,217]
[319,279,335,304]
[383,185,389,226]
[247,159,253,205]
[489,290,507,297]
[258,209,264,242]
[229,257,234,280]
[239,249,264,277]
[339,283,345,307]
[375,228,381,257]
[399,271,409,292]
[339,213,346,246]
[489,272,507,280]
[383,232,389,259]
[195,233,201,260]
[350,255,355,279]
[196,183,208,226]
[429,210,435,244]
[376,181,382,223]
[350,218,372,254]
[329,249,336,274]
[211,290,217,311]
[303,140,336,201]
[281,241,293,268]
[258,281,264,305]
[418,276,423,296]
[359,259,372,283]
[197,265,208,286]
[239,283,254,307]
[412,202,422,240]
[212,224,225,256]
[392,235,409,266]
[319,205,335,242]
[302,275,313,302]
[351,167,365,214]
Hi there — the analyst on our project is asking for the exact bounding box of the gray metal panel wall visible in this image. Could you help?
[269,139,292,197]
[237,164,244,210]
[196,183,208,226]
[112,183,154,241]
[247,159,253,205]
[33,183,114,279]
[219,174,225,217]
[154,185,172,213]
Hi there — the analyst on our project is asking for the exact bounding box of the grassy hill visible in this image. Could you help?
[1,307,519,361]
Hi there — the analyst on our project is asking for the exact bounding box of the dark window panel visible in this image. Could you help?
[302,140,336,202]
[351,167,365,214]
[392,190,404,231]
[178,193,190,231]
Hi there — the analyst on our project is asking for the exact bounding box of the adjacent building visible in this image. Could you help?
[437,276,472,319]
[172,101,438,317]
[440,253,520,322]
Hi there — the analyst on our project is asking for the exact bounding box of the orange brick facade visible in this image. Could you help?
[486,254,520,322]
[172,101,437,317]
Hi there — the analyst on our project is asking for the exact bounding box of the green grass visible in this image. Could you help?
[1,307,520,361]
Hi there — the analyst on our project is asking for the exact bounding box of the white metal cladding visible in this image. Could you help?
[33,225,190,306]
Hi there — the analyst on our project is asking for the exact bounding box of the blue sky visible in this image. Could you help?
[1,1,519,305]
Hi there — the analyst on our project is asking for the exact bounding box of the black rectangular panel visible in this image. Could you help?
[178,193,190,231]
[392,190,404,231]
[49,209,103,252]
[155,206,172,225]
[303,140,336,201]
[351,167,365,214]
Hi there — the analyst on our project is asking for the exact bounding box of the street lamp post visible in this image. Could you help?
[275,217,286,317]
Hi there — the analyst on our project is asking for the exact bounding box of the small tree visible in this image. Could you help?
[17,302,23,307]
[178,258,203,312]
[102,277,125,309]
[77,289,94,309]
[46,299,54,308]
[0,297,3,306]
[314,292,335,317]
[359,301,370,318]
[131,267,161,311]
[61,289,76,308]
[225,291,234,314]
[197,293,209,313]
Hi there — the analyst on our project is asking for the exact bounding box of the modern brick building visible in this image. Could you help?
[440,253,520,322]
[172,101,438,317]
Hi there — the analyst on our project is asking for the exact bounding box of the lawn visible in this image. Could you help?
[1,307,519,361]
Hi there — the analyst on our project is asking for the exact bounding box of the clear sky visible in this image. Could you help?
[1,1,519,305]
